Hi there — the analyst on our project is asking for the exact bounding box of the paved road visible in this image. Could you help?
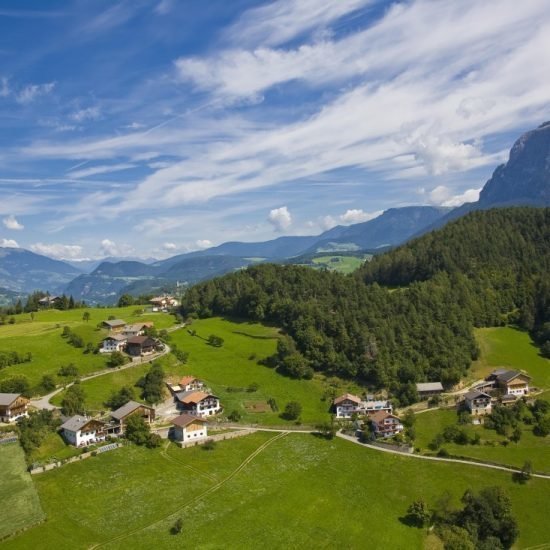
[31,342,173,411]
[336,431,550,480]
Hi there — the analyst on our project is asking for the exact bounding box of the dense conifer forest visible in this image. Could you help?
[181,208,550,404]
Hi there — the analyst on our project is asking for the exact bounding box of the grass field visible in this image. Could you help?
[0,443,45,541]
[164,317,332,425]
[470,326,550,388]
[0,307,176,390]
[3,434,549,549]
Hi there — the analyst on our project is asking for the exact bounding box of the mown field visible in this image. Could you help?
[3,434,549,549]
[310,254,371,274]
[414,327,550,472]
[0,306,176,389]
[0,443,45,541]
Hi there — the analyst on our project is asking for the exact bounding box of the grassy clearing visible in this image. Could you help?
[4,434,550,549]
[310,254,371,274]
[0,443,45,541]
[0,307,176,389]
[470,327,550,388]
[167,317,331,425]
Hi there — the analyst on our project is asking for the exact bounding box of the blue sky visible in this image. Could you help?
[1,0,549,261]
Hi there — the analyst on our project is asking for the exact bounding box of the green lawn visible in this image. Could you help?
[3,434,549,549]
[167,317,331,425]
[0,443,45,541]
[471,327,550,389]
[0,307,176,390]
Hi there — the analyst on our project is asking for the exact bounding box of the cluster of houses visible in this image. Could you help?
[100,319,160,357]
[56,374,221,448]
[149,295,179,312]
[332,393,404,439]
[461,369,531,416]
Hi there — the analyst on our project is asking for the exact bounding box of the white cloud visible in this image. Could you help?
[67,163,136,179]
[70,106,100,122]
[2,215,24,230]
[319,215,337,231]
[100,239,118,256]
[268,206,292,232]
[428,185,481,207]
[163,242,177,251]
[0,77,10,98]
[195,239,212,249]
[16,82,55,104]
[225,0,371,47]
[0,238,19,248]
[124,122,146,130]
[30,243,83,259]
[339,209,381,224]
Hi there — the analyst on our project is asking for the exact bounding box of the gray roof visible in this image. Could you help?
[111,400,152,420]
[60,415,93,432]
[416,382,443,392]
[496,370,531,383]
[464,390,490,401]
[103,334,127,342]
[0,393,20,406]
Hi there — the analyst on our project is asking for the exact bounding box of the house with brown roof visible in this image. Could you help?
[171,413,208,443]
[150,295,179,311]
[463,390,492,415]
[0,393,30,423]
[110,401,155,433]
[175,391,221,417]
[369,411,404,439]
[60,416,106,447]
[122,322,154,338]
[332,393,392,419]
[416,382,444,399]
[126,336,158,356]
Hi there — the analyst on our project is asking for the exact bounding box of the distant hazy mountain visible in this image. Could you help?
[67,256,158,273]
[0,286,26,307]
[0,247,82,293]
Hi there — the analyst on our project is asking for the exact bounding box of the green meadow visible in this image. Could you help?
[0,443,45,541]
[310,254,371,274]
[470,326,550,388]
[3,434,549,549]
[0,307,176,389]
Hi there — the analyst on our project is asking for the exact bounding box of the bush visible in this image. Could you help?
[247,382,260,393]
[171,517,183,535]
[281,401,302,421]
[228,410,242,422]
[203,439,216,451]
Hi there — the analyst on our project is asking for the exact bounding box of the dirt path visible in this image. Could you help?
[91,431,288,549]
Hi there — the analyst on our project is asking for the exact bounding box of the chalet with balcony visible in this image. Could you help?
[175,391,221,417]
[369,411,404,438]
[0,393,30,423]
[100,334,128,353]
[171,413,208,443]
[333,393,362,418]
[60,416,106,447]
[122,322,154,338]
[463,389,492,415]
[167,376,205,395]
[488,369,531,396]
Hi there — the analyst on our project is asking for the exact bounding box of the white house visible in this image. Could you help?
[175,391,221,417]
[489,369,531,396]
[167,376,206,395]
[171,413,208,442]
[463,390,492,415]
[0,393,30,423]
[122,322,153,338]
[333,393,392,418]
[100,334,128,353]
[60,416,106,447]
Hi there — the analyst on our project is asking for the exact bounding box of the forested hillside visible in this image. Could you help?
[181,208,550,403]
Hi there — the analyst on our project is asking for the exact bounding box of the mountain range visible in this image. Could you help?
[1,121,549,304]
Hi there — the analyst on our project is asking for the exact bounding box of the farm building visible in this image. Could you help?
[100,334,127,353]
[126,336,157,356]
[463,390,492,415]
[0,393,30,423]
[110,401,156,433]
[171,413,208,442]
[101,319,127,332]
[60,416,106,447]
[416,382,444,399]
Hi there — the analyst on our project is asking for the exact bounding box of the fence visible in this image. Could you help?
[177,428,256,449]
[0,436,18,445]
[29,442,123,475]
